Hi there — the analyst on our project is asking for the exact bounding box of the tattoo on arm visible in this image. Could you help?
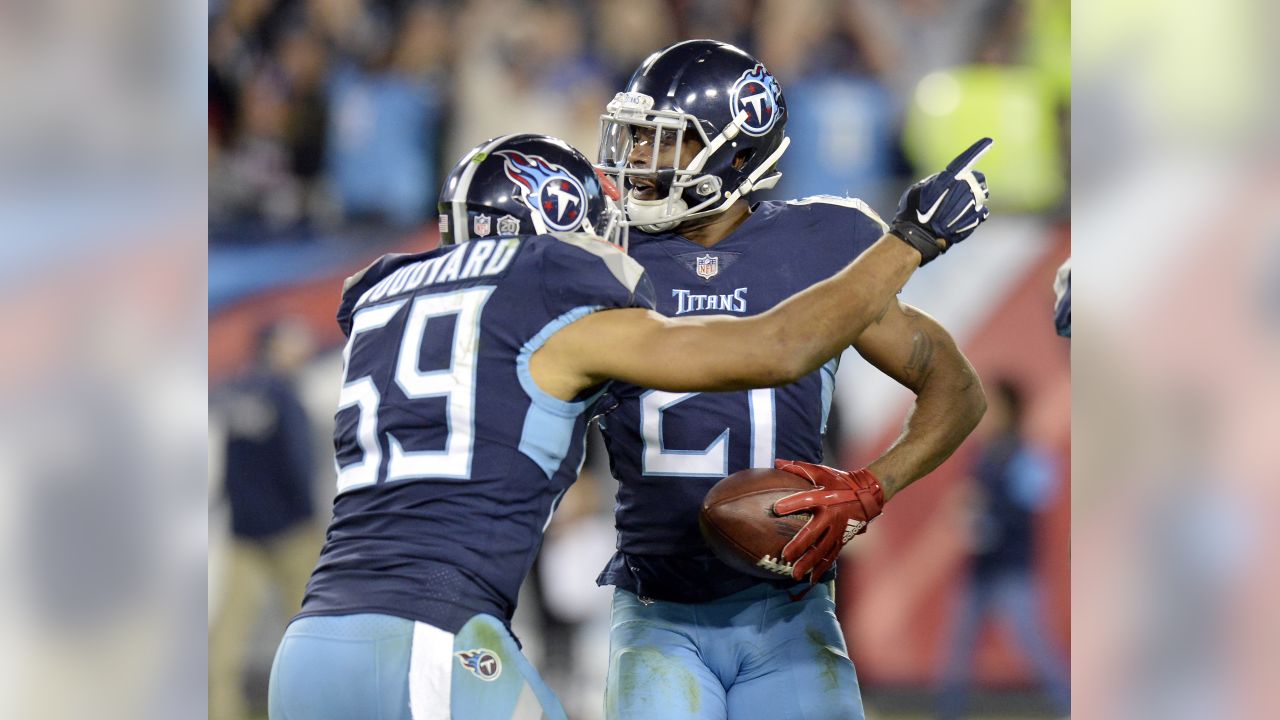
[870,304,983,501]
[877,472,900,498]
[903,330,935,387]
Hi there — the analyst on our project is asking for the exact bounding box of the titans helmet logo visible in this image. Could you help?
[495,150,589,232]
[455,649,502,681]
[730,64,782,137]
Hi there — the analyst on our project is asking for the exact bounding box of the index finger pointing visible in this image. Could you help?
[944,137,994,177]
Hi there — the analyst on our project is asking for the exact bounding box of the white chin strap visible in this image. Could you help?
[624,190,689,233]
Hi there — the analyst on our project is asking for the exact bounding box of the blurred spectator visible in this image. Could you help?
[446,0,608,168]
[759,0,899,206]
[210,0,449,233]
[209,67,303,227]
[681,0,755,49]
[278,27,334,222]
[208,0,1063,237]
[593,0,677,87]
[858,0,1008,108]
[936,377,1069,719]
[209,319,322,720]
[327,2,447,228]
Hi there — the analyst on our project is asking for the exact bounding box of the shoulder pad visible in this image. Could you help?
[786,195,888,232]
[547,233,647,294]
[337,253,411,337]
[342,253,408,295]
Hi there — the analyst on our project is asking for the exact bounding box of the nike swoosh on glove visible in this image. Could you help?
[891,137,993,265]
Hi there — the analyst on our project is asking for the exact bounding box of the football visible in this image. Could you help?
[698,467,814,580]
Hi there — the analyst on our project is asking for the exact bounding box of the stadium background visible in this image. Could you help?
[208,0,1070,717]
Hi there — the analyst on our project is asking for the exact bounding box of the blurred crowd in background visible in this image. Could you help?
[208,0,1068,240]
[209,1,1071,718]
[1,0,1277,718]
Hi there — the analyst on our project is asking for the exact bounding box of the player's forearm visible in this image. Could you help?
[588,236,920,394]
[758,235,921,380]
[867,347,985,502]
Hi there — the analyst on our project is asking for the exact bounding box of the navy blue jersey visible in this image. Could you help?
[300,233,654,633]
[596,198,887,602]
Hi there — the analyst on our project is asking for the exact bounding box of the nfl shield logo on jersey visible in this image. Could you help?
[473,214,492,237]
[695,254,719,279]
[496,214,520,236]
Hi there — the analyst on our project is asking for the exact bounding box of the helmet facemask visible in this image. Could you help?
[597,91,789,233]
[589,171,629,252]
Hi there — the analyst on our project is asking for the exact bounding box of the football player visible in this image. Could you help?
[266,130,984,719]
[593,40,991,719]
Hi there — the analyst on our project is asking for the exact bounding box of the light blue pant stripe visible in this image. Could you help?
[269,613,566,720]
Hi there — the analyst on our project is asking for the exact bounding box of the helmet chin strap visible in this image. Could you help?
[625,190,688,233]
[687,136,791,217]
[527,207,549,235]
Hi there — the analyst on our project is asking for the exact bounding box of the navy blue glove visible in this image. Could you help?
[891,138,993,265]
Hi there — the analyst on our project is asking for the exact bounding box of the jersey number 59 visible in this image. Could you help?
[334,287,494,493]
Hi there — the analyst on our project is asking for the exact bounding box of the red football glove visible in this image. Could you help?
[772,459,885,583]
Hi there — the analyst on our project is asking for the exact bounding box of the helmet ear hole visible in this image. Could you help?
[732,148,755,170]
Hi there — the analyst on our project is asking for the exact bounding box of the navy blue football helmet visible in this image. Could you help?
[597,40,790,232]
[438,133,624,247]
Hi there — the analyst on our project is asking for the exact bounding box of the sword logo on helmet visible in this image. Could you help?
[730,64,782,137]
[496,150,589,233]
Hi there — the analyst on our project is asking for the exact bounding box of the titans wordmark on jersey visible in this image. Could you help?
[299,233,654,633]
[596,197,888,602]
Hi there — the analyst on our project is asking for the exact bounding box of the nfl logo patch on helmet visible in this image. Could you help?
[730,64,782,137]
[473,213,492,237]
[496,150,589,232]
[695,254,719,279]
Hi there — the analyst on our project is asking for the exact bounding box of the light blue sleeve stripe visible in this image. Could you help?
[515,305,608,478]
[516,305,607,416]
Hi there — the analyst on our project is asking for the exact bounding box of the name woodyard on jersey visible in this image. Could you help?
[672,287,748,315]
[356,238,521,308]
